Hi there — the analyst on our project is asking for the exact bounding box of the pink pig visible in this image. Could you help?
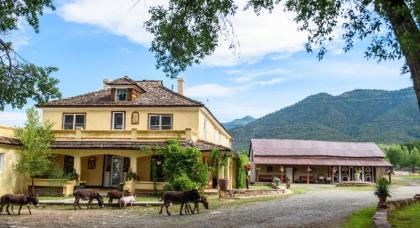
[119,195,135,208]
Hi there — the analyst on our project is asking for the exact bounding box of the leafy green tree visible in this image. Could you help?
[407,147,420,173]
[146,0,420,106]
[160,140,208,191]
[14,108,55,193]
[0,0,61,110]
[383,144,409,168]
[236,153,250,189]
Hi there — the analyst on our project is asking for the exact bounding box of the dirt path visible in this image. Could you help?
[1,185,419,228]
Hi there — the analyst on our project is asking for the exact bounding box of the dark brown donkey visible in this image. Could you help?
[73,189,104,210]
[107,190,129,205]
[159,189,209,216]
[0,194,39,215]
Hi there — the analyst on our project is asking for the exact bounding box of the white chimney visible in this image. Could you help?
[177,78,185,95]
[103,79,111,89]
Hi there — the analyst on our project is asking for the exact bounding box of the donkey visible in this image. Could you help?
[107,190,129,206]
[183,190,209,214]
[73,189,104,210]
[159,189,209,216]
[0,193,39,215]
[159,191,189,216]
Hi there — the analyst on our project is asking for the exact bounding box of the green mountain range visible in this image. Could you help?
[230,87,420,151]
[223,116,255,130]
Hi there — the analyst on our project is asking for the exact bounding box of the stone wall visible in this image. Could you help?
[373,194,420,228]
[219,188,287,200]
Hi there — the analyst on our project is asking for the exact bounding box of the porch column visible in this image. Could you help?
[361,167,365,182]
[130,156,138,173]
[338,166,342,182]
[73,155,81,177]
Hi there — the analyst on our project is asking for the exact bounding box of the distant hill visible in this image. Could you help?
[223,116,255,130]
[230,87,420,151]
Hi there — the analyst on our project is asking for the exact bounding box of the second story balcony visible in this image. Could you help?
[52,128,199,142]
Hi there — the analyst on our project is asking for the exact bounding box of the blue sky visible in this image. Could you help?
[0,0,413,126]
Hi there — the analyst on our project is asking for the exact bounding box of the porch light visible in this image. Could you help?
[156,161,162,165]
[332,166,337,173]
[280,166,284,172]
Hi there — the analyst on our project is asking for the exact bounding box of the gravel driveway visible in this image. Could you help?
[1,185,419,228]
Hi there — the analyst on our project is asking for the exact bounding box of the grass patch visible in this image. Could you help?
[135,196,160,202]
[339,186,375,192]
[249,183,273,190]
[389,203,420,227]
[344,206,376,228]
[38,196,73,200]
[36,193,290,216]
[391,175,420,186]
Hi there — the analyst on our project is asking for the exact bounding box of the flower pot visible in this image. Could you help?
[378,195,387,203]
[218,179,229,191]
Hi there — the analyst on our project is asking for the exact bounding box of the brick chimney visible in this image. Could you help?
[177,78,185,95]
[103,79,111,90]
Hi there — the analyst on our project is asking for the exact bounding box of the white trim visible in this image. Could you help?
[112,112,125,130]
[115,88,128,101]
[148,114,173,130]
[63,113,85,130]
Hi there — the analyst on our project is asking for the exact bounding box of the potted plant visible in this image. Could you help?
[273,176,281,187]
[78,180,86,189]
[374,177,391,204]
[127,169,138,181]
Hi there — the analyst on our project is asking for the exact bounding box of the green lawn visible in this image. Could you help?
[344,206,376,228]
[249,183,273,190]
[391,175,420,186]
[389,203,420,227]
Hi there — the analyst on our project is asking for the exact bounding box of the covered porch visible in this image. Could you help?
[254,164,384,184]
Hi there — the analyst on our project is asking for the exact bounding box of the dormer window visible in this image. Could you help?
[116,89,128,101]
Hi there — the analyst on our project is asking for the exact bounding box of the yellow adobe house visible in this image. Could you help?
[0,76,235,196]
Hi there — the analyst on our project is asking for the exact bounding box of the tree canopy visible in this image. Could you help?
[14,107,55,193]
[146,0,420,105]
[0,0,61,110]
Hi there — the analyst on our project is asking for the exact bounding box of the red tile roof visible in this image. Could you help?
[38,77,203,107]
[251,139,385,158]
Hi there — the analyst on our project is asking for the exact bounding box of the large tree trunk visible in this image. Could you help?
[382,0,420,107]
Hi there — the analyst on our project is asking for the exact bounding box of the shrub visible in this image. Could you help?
[160,140,208,191]
[165,173,198,191]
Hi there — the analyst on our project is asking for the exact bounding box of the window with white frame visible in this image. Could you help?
[0,153,4,171]
[148,115,172,130]
[112,112,125,130]
[116,88,128,101]
[63,114,86,130]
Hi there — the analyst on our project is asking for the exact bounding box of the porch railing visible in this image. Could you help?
[52,128,198,142]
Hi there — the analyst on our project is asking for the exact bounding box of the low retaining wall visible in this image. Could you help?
[373,194,420,228]
[219,188,287,200]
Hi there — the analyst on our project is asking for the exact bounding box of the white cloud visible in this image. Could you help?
[0,111,26,127]
[230,67,290,83]
[58,0,307,66]
[59,0,166,45]
[185,84,235,98]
